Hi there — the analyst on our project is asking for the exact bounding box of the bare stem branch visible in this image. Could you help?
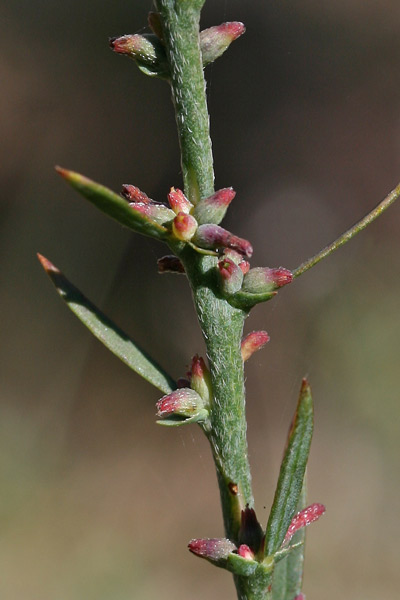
[293,182,400,278]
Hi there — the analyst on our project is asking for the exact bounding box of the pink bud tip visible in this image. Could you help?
[237,544,255,560]
[208,187,236,207]
[218,21,246,41]
[283,503,326,545]
[191,355,208,379]
[156,388,201,418]
[121,184,150,204]
[294,595,305,600]
[270,267,293,287]
[172,212,198,241]
[193,224,253,258]
[241,331,270,362]
[218,258,237,280]
[239,260,250,275]
[188,538,236,561]
[168,187,192,214]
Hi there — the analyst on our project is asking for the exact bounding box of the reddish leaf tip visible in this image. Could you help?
[55,165,68,178]
[37,253,59,274]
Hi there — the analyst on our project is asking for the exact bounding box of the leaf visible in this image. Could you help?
[271,483,307,600]
[265,379,313,556]
[38,254,175,395]
[56,167,169,241]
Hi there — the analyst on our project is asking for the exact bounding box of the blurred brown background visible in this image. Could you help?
[1,1,400,599]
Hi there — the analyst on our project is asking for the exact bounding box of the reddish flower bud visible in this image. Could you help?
[168,187,193,215]
[294,595,305,600]
[218,257,244,295]
[193,187,236,225]
[121,184,151,204]
[223,249,250,274]
[200,22,246,67]
[172,212,198,241]
[190,355,213,405]
[239,260,250,275]
[130,202,175,226]
[156,388,204,422]
[283,503,326,546]
[237,545,255,560]
[241,331,270,362]
[192,224,253,258]
[110,34,157,61]
[110,33,168,78]
[188,538,236,564]
[242,267,293,293]
[157,255,185,274]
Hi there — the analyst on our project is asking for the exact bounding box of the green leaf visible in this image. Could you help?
[271,484,307,600]
[265,380,313,556]
[56,167,169,240]
[228,290,277,310]
[38,254,175,395]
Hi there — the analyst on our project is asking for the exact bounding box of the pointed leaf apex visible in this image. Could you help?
[37,253,58,274]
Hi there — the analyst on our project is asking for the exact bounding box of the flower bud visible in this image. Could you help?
[188,538,236,565]
[242,267,293,293]
[218,257,244,296]
[121,184,151,204]
[172,212,198,241]
[283,503,326,546]
[223,249,250,274]
[237,545,255,560]
[157,255,185,274]
[193,187,236,225]
[168,187,193,215]
[241,331,270,362]
[156,388,206,426]
[294,595,305,600]
[130,202,175,226]
[192,224,253,258]
[200,22,246,67]
[109,34,168,77]
[190,355,213,405]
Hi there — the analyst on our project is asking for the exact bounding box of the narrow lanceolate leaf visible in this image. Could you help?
[38,254,175,395]
[56,167,168,240]
[271,485,307,600]
[265,379,313,556]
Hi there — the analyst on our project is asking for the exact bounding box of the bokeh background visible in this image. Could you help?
[1,1,400,599]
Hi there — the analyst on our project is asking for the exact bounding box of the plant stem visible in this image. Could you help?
[157,2,258,595]
[293,181,400,278]
[155,0,214,204]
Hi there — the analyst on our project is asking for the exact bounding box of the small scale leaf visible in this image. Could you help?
[265,380,313,556]
[56,167,168,240]
[38,254,175,395]
[228,290,277,310]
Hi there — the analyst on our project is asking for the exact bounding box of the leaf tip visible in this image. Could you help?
[55,165,69,178]
[37,253,59,275]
